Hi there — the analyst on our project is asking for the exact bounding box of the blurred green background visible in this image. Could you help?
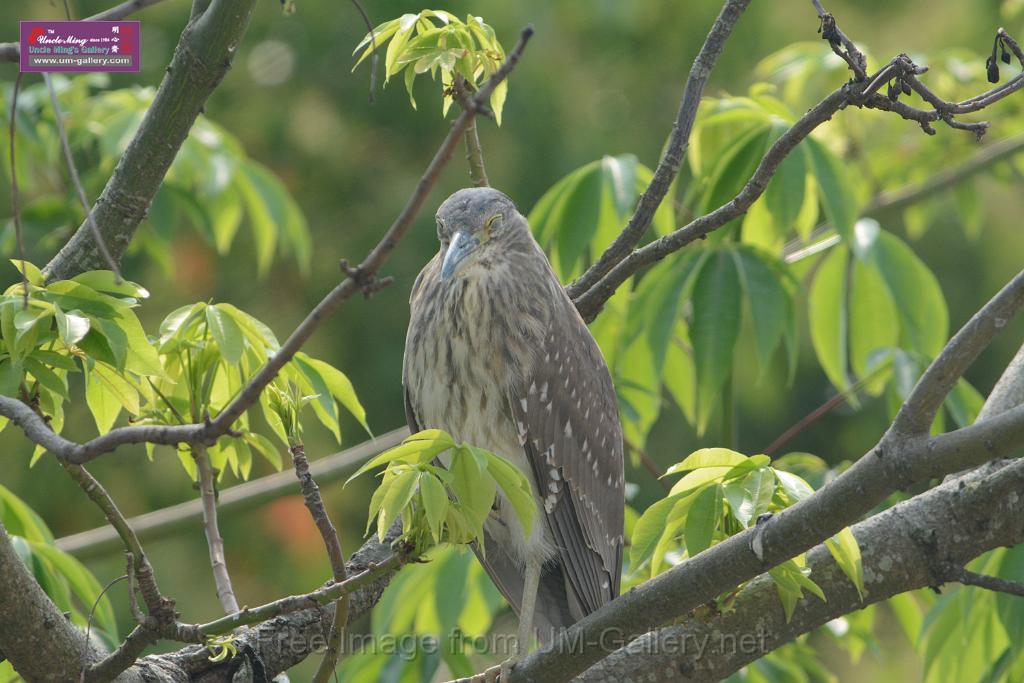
[2,0,1024,680]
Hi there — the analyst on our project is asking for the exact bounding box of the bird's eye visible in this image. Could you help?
[485,213,503,233]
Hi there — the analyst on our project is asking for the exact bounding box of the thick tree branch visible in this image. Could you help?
[43,0,259,280]
[891,269,1024,435]
[566,0,752,301]
[0,523,100,681]
[575,458,1024,682]
[508,270,1024,682]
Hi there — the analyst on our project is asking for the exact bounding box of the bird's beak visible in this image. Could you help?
[441,230,479,280]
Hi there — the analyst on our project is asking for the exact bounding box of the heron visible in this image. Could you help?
[402,187,625,674]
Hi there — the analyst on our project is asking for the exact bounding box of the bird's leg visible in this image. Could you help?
[496,555,541,680]
[516,556,541,658]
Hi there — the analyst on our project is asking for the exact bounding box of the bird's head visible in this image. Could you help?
[435,187,528,280]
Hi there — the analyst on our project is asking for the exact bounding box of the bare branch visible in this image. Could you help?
[187,545,409,638]
[571,12,1024,320]
[566,0,752,301]
[289,443,350,683]
[43,73,122,281]
[940,563,1024,598]
[572,86,851,321]
[890,269,1024,436]
[348,0,379,103]
[193,446,239,614]
[8,73,28,308]
[811,0,867,80]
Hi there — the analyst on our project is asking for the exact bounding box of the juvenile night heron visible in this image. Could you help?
[402,187,625,665]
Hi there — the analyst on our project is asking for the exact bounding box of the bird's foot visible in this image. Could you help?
[465,657,516,682]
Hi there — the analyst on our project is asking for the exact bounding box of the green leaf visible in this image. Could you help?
[773,469,814,504]
[54,307,90,346]
[478,448,535,537]
[205,305,245,364]
[379,469,420,541]
[724,466,776,528]
[683,483,722,556]
[419,472,449,543]
[449,446,496,538]
[24,357,67,399]
[0,484,55,543]
[347,433,454,484]
[887,592,924,645]
[244,432,283,470]
[870,230,948,357]
[806,137,858,241]
[700,124,771,221]
[732,247,791,376]
[764,137,808,230]
[690,249,742,433]
[946,378,985,429]
[630,492,685,568]
[70,271,149,299]
[30,542,118,642]
[809,245,850,392]
[996,544,1024,646]
[826,526,865,599]
[10,259,44,285]
[849,255,898,393]
[665,448,748,474]
[296,354,370,435]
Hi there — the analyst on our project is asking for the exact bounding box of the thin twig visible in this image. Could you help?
[43,73,122,282]
[349,0,378,103]
[0,0,174,62]
[566,0,752,300]
[454,76,490,187]
[941,563,1024,597]
[188,550,409,637]
[762,363,890,455]
[891,269,1024,436]
[571,27,1024,320]
[290,443,349,683]
[193,446,239,614]
[8,72,28,308]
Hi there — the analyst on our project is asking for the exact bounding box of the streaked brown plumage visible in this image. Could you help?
[402,187,624,649]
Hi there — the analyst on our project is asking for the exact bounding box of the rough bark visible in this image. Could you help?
[575,458,1024,681]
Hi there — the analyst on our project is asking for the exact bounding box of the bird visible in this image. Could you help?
[402,187,625,669]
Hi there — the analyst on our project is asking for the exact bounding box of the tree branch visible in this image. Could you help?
[570,10,1024,321]
[566,0,752,301]
[289,443,349,683]
[574,458,1024,682]
[56,428,408,559]
[0,524,100,680]
[0,0,175,62]
[194,446,240,614]
[43,0,260,280]
[508,269,1024,682]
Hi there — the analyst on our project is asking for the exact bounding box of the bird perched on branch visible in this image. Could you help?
[403,187,625,669]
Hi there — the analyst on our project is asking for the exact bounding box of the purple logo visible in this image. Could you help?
[20,21,140,73]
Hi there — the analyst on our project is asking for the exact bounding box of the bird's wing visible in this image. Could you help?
[509,293,624,616]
